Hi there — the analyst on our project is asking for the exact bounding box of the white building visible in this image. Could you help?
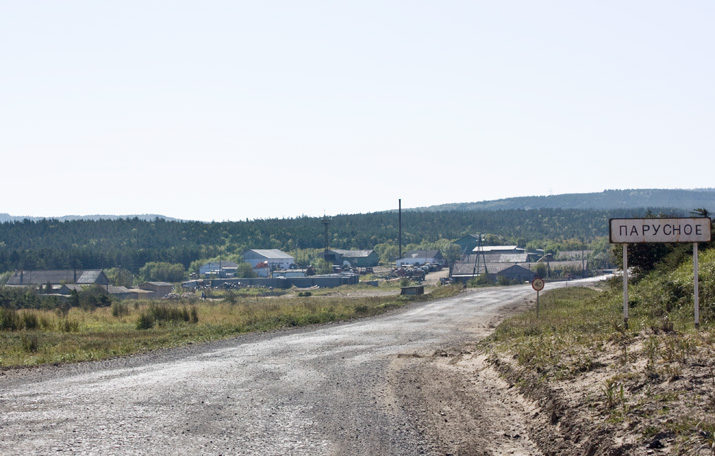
[199,261,238,277]
[243,249,295,270]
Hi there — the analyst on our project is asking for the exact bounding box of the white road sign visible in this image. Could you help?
[609,218,711,244]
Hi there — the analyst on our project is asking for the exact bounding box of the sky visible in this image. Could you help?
[2,1,714,222]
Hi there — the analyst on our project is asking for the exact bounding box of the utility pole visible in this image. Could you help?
[321,215,331,255]
[398,199,402,260]
[472,234,487,277]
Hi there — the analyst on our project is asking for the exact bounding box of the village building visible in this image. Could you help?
[138,282,174,299]
[6,269,110,287]
[450,261,536,284]
[327,249,379,268]
[396,250,445,268]
[453,234,482,256]
[199,260,238,277]
[243,249,295,270]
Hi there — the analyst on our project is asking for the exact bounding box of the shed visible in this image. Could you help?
[139,282,174,299]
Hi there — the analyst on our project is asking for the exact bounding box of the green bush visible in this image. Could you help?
[111,301,129,318]
[0,308,21,331]
[136,303,199,329]
[22,311,39,330]
[136,312,154,330]
[58,319,79,333]
[21,334,39,352]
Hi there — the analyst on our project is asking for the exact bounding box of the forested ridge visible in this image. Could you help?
[0,207,682,274]
[418,188,715,212]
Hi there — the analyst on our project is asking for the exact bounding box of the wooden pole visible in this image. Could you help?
[694,242,700,329]
[623,244,629,330]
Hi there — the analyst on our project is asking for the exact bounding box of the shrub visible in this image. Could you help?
[111,301,129,318]
[0,308,22,331]
[21,334,39,352]
[22,311,39,330]
[136,312,154,330]
[137,303,199,328]
[58,319,79,333]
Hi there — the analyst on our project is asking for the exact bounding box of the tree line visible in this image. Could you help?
[0,207,684,276]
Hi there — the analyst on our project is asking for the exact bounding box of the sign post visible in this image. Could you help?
[532,277,545,318]
[609,218,711,329]
[623,244,628,328]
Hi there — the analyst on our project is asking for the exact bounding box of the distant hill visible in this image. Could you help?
[415,189,715,213]
[0,213,181,223]
[2,189,714,224]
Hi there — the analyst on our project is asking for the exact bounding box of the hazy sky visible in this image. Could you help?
[2,1,714,221]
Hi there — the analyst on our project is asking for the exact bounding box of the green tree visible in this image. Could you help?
[236,262,257,278]
[139,262,186,283]
[313,258,333,274]
[534,263,548,278]
[104,268,134,287]
[374,243,399,264]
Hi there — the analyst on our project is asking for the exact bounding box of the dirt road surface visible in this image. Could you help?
[0,281,588,455]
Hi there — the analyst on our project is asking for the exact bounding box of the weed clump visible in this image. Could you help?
[136,303,199,330]
[111,301,129,318]
[21,334,39,353]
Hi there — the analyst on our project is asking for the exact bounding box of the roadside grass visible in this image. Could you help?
[479,282,715,454]
[0,284,463,368]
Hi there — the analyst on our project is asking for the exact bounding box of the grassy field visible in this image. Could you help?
[0,284,462,368]
[479,283,715,454]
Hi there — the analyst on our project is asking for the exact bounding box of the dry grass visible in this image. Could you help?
[0,284,463,368]
[479,285,715,454]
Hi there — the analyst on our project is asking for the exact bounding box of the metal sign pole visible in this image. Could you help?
[694,242,700,329]
[531,278,545,319]
[623,244,629,330]
[536,290,540,318]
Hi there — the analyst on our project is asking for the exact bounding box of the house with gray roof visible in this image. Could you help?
[7,269,110,287]
[328,249,379,268]
[450,261,535,284]
[396,250,444,267]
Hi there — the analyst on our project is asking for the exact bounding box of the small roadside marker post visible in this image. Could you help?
[532,277,545,318]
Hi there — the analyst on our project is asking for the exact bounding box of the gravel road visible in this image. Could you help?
[0,282,583,455]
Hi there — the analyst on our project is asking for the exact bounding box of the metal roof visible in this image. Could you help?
[403,250,442,259]
[7,269,106,286]
[77,270,103,284]
[451,261,534,276]
[330,249,376,258]
[245,249,294,259]
[473,245,521,253]
[201,261,239,268]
